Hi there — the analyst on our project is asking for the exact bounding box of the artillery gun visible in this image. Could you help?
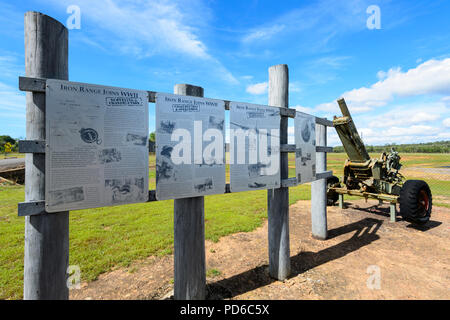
[327,98,432,225]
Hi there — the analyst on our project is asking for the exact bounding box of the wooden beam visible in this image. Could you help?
[19,76,297,118]
[18,201,46,217]
[19,140,46,154]
[280,144,296,153]
[315,117,334,127]
[19,76,46,93]
[315,170,333,180]
[316,146,333,153]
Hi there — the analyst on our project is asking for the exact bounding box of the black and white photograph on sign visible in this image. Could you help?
[295,111,316,184]
[104,177,146,204]
[155,93,226,200]
[229,102,280,192]
[45,79,149,212]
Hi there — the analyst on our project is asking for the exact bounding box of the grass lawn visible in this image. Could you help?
[1,153,24,159]
[0,152,448,299]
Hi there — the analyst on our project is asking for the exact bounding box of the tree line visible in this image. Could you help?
[333,140,450,153]
[2,134,449,154]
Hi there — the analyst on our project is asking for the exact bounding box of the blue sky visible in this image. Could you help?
[1,0,449,146]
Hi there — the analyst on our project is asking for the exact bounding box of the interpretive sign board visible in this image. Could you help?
[45,79,149,212]
[155,93,226,200]
[229,102,280,192]
[295,111,316,184]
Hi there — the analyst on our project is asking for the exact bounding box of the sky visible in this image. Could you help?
[0,0,449,146]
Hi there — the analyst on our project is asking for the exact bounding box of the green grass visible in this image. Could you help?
[0,152,448,299]
[206,268,221,278]
[1,153,24,159]
[0,180,309,300]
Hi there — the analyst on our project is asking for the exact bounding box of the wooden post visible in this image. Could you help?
[390,203,396,222]
[267,64,290,280]
[311,124,328,239]
[23,12,69,300]
[173,84,206,300]
[339,194,344,209]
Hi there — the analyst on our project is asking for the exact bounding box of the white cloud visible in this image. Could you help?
[0,53,26,117]
[246,82,268,95]
[316,58,450,115]
[437,132,450,139]
[342,125,440,146]
[242,24,285,43]
[367,103,446,128]
[310,56,351,69]
[376,67,401,80]
[239,0,377,52]
[58,0,211,58]
[0,81,26,137]
[345,58,450,110]
[313,58,450,146]
[293,105,314,114]
[0,82,26,115]
[49,0,238,84]
[289,82,302,93]
[443,118,450,127]
[0,55,23,79]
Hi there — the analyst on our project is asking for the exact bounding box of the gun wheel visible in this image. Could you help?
[326,175,340,206]
[399,180,432,225]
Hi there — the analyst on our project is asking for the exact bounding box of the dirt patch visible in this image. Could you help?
[70,200,450,300]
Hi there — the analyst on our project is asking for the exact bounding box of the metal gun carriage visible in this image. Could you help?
[327,98,432,225]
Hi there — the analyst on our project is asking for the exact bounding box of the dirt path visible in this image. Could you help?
[70,200,450,300]
[0,158,24,171]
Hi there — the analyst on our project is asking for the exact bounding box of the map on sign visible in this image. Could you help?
[229,102,280,192]
[45,79,149,212]
[295,111,316,184]
[155,93,226,200]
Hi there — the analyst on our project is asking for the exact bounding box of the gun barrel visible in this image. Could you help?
[333,98,370,162]
[337,98,351,118]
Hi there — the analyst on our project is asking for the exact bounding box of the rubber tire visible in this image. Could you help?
[399,180,432,225]
[326,175,340,206]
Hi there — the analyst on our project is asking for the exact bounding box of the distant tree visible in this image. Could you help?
[0,135,16,145]
[0,135,17,152]
[149,132,155,142]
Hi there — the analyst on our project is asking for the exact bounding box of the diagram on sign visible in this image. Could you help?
[155,93,226,200]
[45,79,149,212]
[229,102,280,192]
[295,111,316,184]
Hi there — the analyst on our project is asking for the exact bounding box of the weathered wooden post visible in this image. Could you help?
[390,203,396,222]
[267,64,290,280]
[339,194,344,209]
[311,124,328,239]
[173,84,206,300]
[23,12,69,300]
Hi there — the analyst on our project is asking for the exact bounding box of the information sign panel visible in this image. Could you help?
[45,79,149,212]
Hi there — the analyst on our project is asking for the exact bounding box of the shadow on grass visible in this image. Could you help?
[206,217,383,300]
